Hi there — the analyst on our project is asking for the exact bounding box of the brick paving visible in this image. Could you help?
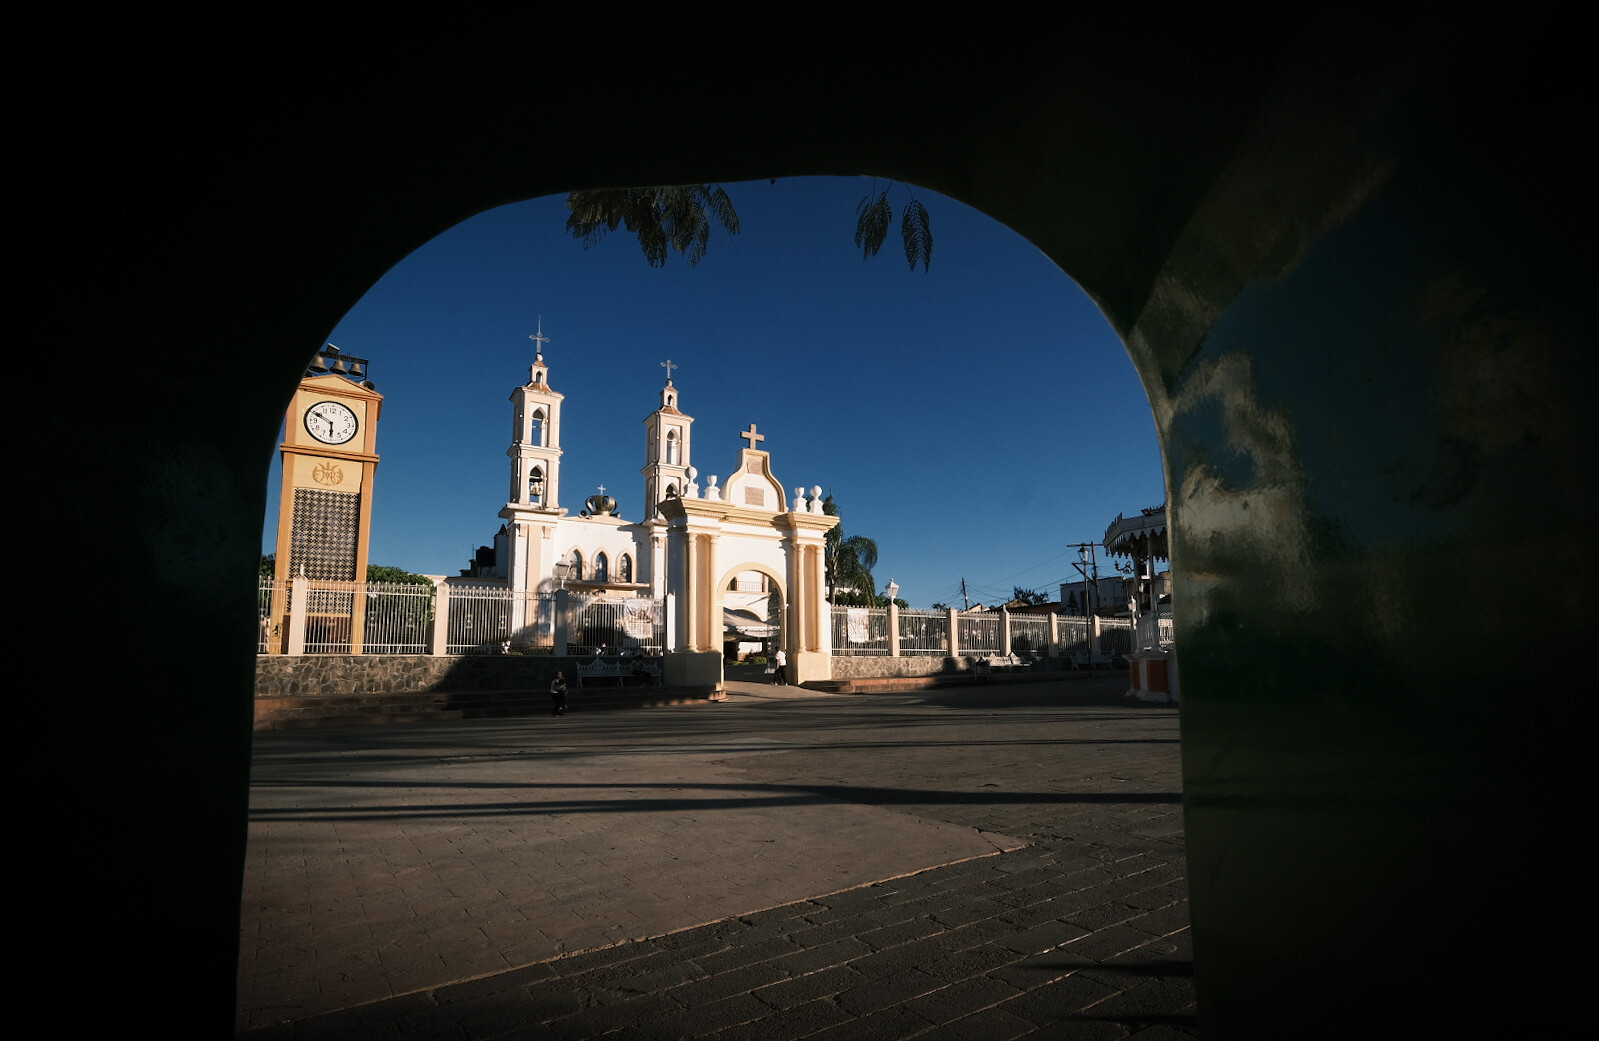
[237,675,1192,1039]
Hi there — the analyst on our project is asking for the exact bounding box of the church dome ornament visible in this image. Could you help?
[585,490,618,516]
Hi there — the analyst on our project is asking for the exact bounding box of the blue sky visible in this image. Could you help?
[261,177,1166,609]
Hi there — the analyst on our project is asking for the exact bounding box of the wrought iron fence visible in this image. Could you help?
[257,578,278,653]
[897,609,948,655]
[445,585,558,655]
[259,580,663,657]
[1056,615,1091,656]
[568,593,665,656]
[443,584,510,654]
[272,580,438,654]
[301,582,358,653]
[360,582,435,654]
[831,605,889,655]
[1097,617,1133,657]
[956,611,1003,655]
[1009,615,1050,657]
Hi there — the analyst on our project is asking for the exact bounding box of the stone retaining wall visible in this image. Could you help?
[256,655,573,698]
[828,656,964,680]
[828,655,1076,680]
[257,653,1076,698]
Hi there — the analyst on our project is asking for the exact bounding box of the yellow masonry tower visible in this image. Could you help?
[268,344,383,652]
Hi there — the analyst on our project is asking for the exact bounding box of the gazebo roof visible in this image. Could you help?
[1104,504,1169,562]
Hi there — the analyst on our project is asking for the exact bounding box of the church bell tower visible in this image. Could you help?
[507,326,563,513]
[641,359,693,521]
[500,326,567,600]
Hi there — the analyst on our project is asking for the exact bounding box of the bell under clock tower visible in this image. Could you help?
[268,344,383,652]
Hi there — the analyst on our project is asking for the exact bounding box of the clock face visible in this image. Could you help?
[304,400,359,445]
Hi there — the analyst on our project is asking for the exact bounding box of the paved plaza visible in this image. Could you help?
[237,675,1193,1039]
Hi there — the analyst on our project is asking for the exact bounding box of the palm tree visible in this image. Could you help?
[822,496,881,605]
[565,185,740,267]
[565,181,932,270]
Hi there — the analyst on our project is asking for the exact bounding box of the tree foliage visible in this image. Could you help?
[565,181,932,271]
[854,187,933,271]
[1011,586,1049,606]
[366,564,434,586]
[822,495,882,606]
[565,185,741,267]
[259,555,432,587]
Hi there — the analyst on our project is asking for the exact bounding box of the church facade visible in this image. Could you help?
[464,340,838,685]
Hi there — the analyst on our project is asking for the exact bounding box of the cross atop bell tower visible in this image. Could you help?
[528,320,551,387]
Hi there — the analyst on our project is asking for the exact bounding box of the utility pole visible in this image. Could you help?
[960,578,970,611]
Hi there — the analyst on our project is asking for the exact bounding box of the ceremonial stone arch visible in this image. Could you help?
[658,430,837,688]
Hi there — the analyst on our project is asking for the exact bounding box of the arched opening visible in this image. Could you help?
[719,563,786,674]
[66,22,1589,1038]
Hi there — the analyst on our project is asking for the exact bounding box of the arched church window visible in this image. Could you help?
[619,555,632,582]
[664,484,678,499]
[594,553,609,583]
[569,551,583,580]
[528,466,544,505]
[531,409,545,446]
[666,430,679,465]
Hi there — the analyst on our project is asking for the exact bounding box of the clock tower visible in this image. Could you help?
[268,344,383,652]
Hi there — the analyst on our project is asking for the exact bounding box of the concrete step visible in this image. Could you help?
[809,666,1113,696]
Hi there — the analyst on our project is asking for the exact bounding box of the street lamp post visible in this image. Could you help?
[1070,543,1102,665]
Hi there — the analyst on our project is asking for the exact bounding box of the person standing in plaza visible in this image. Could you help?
[773,648,787,686]
[550,671,568,716]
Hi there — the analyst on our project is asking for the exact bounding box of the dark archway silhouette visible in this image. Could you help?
[35,13,1592,1038]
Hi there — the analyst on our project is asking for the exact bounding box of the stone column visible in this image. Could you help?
[429,582,450,656]
[286,578,309,655]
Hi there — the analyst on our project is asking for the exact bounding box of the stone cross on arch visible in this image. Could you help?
[740,424,765,451]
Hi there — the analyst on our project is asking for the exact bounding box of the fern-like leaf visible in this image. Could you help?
[698,185,741,235]
[855,191,892,260]
[901,198,933,272]
[566,188,633,249]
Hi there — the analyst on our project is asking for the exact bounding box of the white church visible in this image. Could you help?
[464,336,839,686]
